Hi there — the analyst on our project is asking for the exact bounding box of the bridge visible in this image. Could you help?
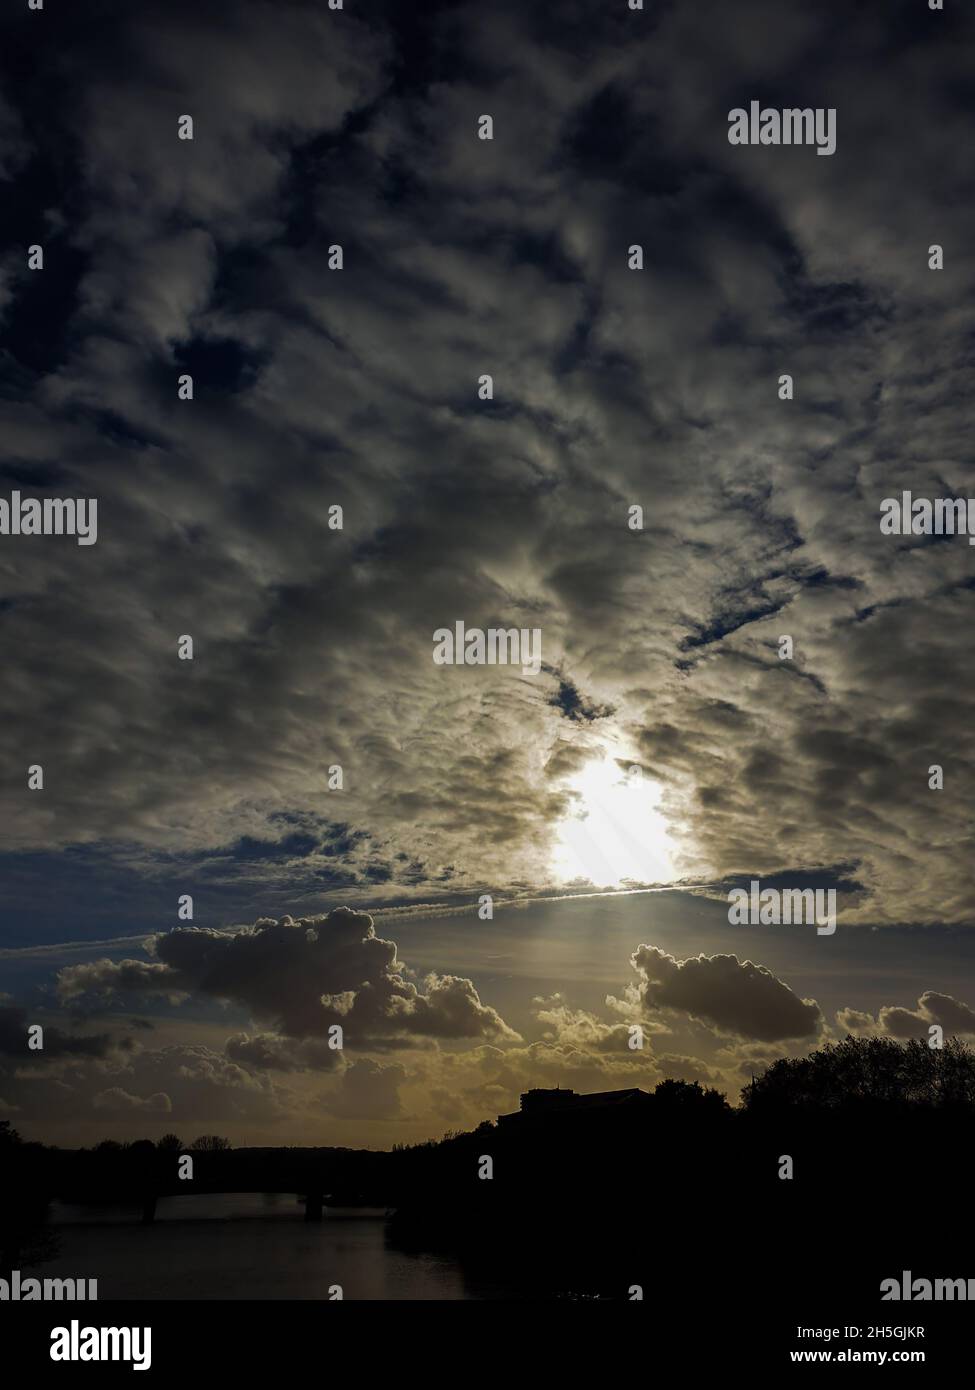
[137,1187,334,1224]
[50,1145,397,1224]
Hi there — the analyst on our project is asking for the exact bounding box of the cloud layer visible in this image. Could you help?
[0,0,972,927]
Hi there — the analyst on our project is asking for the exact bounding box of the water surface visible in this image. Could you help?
[36,1193,502,1300]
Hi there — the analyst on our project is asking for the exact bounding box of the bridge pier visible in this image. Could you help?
[141,1194,157,1225]
[304,1191,324,1222]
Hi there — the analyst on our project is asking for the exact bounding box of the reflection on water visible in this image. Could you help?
[37,1193,505,1300]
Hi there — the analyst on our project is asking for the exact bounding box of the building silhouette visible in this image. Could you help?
[497,1086,649,1129]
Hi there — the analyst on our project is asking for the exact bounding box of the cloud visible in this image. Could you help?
[56,961,183,1002]
[56,907,519,1046]
[614,945,823,1042]
[533,995,667,1052]
[835,1007,877,1037]
[225,1031,342,1073]
[0,1037,286,1144]
[0,1004,117,1059]
[323,1059,405,1120]
[93,1087,172,1114]
[838,991,975,1040]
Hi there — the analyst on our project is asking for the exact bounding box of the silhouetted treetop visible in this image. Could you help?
[742,1036,975,1111]
[653,1079,729,1112]
[0,1118,21,1147]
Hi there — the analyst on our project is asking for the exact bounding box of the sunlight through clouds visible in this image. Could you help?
[552,754,678,888]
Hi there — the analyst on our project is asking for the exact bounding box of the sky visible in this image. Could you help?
[1,0,974,1148]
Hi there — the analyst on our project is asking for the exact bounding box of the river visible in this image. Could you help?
[35,1192,507,1300]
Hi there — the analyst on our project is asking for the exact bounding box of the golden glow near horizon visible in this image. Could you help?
[552,754,678,888]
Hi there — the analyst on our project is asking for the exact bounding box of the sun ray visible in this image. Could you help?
[552,753,678,888]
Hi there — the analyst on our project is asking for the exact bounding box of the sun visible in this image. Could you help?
[551,754,678,888]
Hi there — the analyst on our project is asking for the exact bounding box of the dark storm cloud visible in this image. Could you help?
[621,945,823,1042]
[0,1003,116,1058]
[0,0,972,930]
[56,907,519,1045]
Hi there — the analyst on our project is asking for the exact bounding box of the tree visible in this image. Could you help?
[653,1078,729,1112]
[190,1135,231,1151]
[157,1133,184,1151]
[0,1120,58,1267]
[741,1035,975,1111]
